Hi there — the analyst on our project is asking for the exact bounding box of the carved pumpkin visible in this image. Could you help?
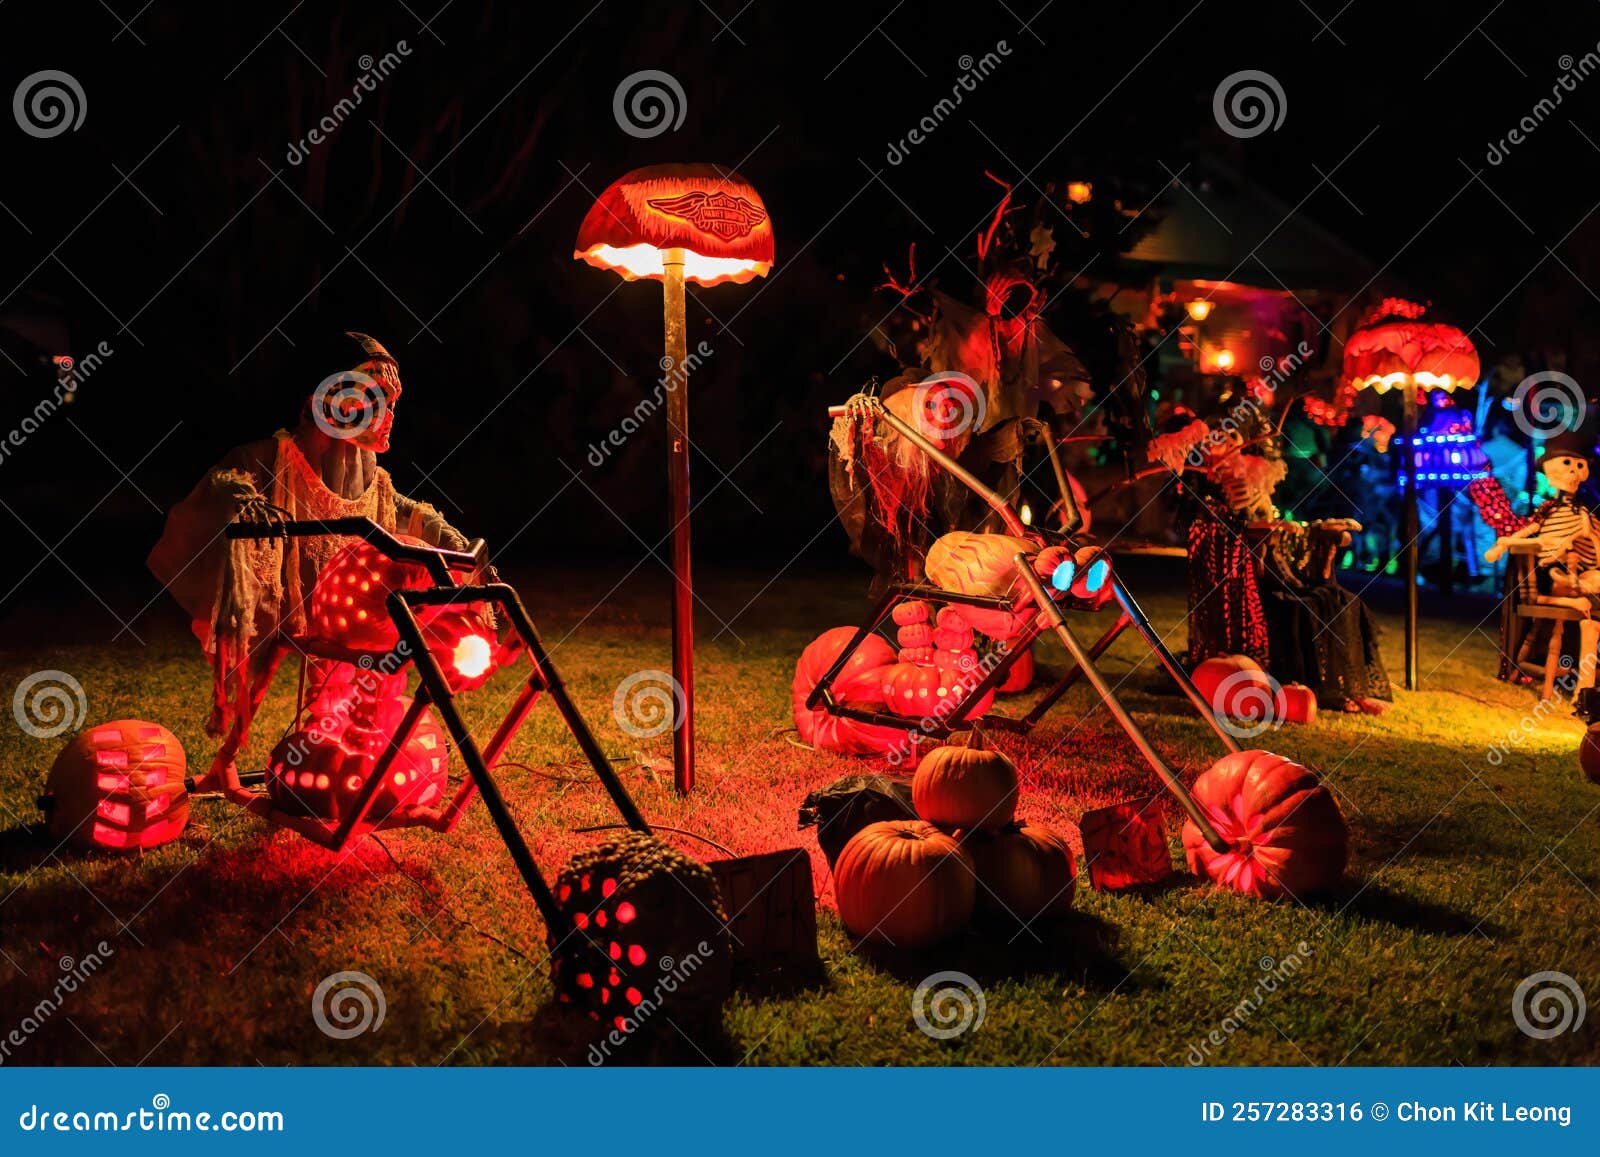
[551,832,733,1027]
[1192,655,1276,720]
[880,661,993,723]
[911,740,1018,833]
[267,694,449,823]
[792,627,905,755]
[925,532,1037,600]
[1581,724,1600,783]
[967,821,1076,923]
[896,622,934,649]
[310,536,434,653]
[898,646,937,665]
[1182,749,1348,900]
[892,600,931,625]
[833,820,975,948]
[45,720,189,852]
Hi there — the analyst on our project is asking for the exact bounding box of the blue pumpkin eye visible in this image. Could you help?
[1051,559,1077,592]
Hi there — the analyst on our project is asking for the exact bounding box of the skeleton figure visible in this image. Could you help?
[148,332,471,791]
[1484,429,1600,692]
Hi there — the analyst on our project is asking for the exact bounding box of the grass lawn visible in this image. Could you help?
[2,558,1597,1066]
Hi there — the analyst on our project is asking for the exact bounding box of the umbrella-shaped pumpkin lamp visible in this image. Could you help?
[1342,298,1479,689]
[574,164,775,793]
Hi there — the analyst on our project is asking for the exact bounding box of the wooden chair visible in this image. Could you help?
[1498,540,1594,699]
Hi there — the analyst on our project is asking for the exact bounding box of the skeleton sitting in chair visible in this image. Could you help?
[1484,429,1600,694]
[148,331,476,792]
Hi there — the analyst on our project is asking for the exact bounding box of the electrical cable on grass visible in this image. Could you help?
[371,835,536,965]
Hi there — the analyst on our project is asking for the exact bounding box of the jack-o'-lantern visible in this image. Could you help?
[880,661,993,724]
[45,720,189,852]
[310,537,434,653]
[551,832,732,1028]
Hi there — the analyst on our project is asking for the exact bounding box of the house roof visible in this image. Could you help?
[1122,156,1375,289]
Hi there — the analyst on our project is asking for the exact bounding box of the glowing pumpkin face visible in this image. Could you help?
[309,537,433,652]
[267,698,448,823]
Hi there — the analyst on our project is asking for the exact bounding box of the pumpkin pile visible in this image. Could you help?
[832,736,1076,947]
[1191,654,1316,727]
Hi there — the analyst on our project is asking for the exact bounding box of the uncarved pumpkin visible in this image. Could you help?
[1274,682,1317,725]
[46,720,189,852]
[896,622,934,649]
[912,742,1018,833]
[792,627,904,755]
[1192,655,1275,719]
[892,600,931,626]
[998,645,1035,693]
[967,821,1075,923]
[1182,749,1348,900]
[1581,724,1600,784]
[834,820,975,948]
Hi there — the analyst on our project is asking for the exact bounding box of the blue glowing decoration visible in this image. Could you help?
[1051,558,1077,591]
[1402,404,1489,488]
[1082,558,1110,594]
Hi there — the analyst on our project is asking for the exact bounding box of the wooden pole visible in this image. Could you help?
[1403,385,1419,690]
[662,248,694,794]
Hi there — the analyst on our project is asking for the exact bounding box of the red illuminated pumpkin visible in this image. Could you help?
[1192,655,1275,719]
[309,537,434,653]
[45,720,189,852]
[833,820,975,948]
[880,661,993,723]
[418,605,499,691]
[896,622,934,650]
[911,739,1018,833]
[998,645,1035,693]
[1580,724,1600,784]
[1274,682,1317,725]
[267,696,449,823]
[967,821,1075,923]
[551,832,732,1023]
[1182,749,1348,900]
[892,600,931,625]
[925,532,1037,600]
[899,645,937,665]
[792,627,905,755]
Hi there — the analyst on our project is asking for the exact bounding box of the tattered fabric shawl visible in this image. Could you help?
[572,163,775,288]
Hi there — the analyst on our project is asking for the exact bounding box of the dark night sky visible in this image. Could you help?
[4,0,1600,602]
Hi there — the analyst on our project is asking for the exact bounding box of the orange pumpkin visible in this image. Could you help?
[1274,682,1317,725]
[45,721,189,852]
[881,662,993,723]
[792,627,904,755]
[834,820,975,948]
[1192,655,1275,719]
[1581,725,1600,784]
[892,601,931,626]
[1181,749,1348,900]
[998,645,1035,693]
[912,740,1018,833]
[925,532,1037,600]
[968,821,1076,923]
[896,622,934,649]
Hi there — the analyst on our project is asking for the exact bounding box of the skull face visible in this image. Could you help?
[1211,452,1286,521]
[314,359,402,451]
[1542,453,1589,496]
[349,359,401,451]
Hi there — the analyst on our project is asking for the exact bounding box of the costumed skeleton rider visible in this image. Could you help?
[148,331,475,792]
